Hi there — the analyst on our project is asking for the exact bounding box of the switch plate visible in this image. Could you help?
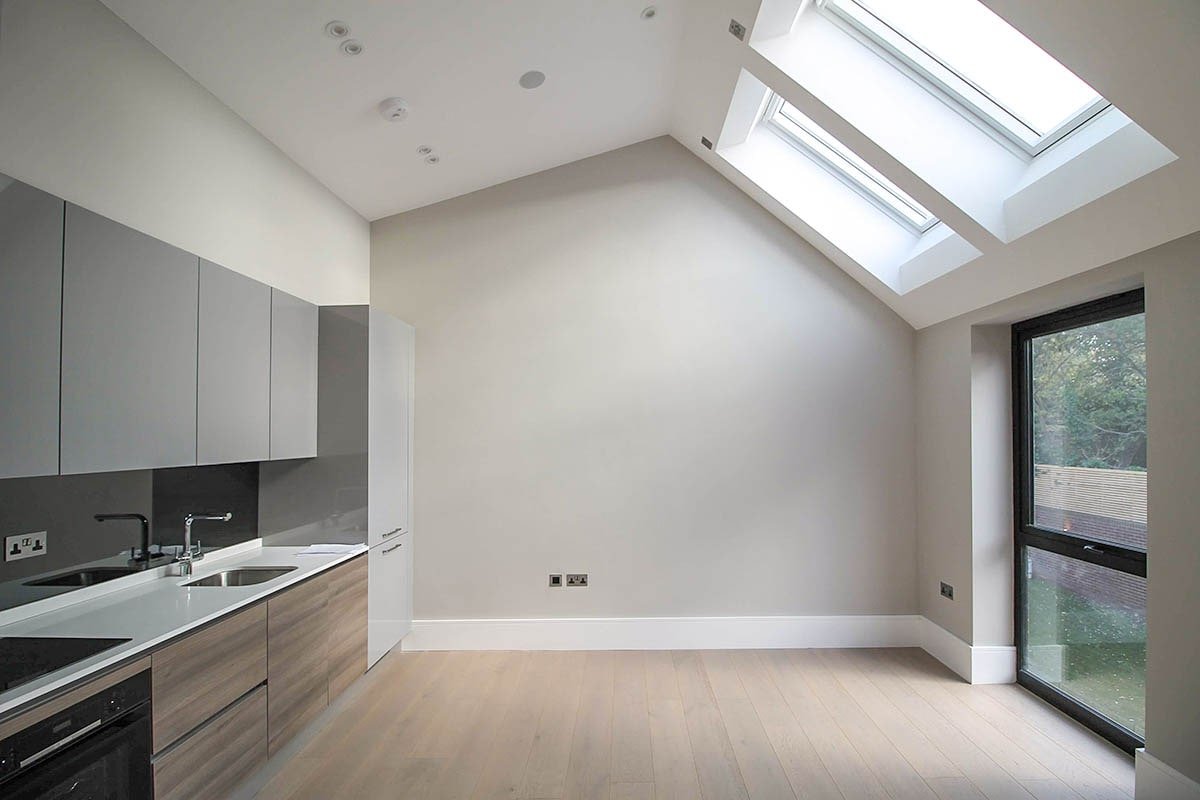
[940,581,954,600]
[548,574,563,587]
[5,531,48,562]
[565,573,588,587]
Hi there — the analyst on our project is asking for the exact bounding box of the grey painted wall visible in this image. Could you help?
[371,137,918,620]
[914,232,1200,784]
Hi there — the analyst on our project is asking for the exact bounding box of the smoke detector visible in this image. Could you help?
[378,98,410,122]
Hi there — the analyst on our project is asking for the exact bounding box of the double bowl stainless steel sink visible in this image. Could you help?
[183,567,297,587]
[24,564,298,590]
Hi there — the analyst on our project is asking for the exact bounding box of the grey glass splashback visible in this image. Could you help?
[259,305,368,547]
[0,462,260,612]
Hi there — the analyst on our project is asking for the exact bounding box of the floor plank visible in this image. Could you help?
[672,650,751,800]
[523,651,587,799]
[611,651,654,784]
[701,650,797,800]
[761,650,891,800]
[729,650,845,800]
[471,652,558,800]
[793,649,937,800]
[563,652,616,800]
[644,650,703,800]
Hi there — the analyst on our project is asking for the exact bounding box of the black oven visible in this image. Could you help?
[0,670,152,799]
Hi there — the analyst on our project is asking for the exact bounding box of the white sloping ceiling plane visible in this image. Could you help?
[102,0,1200,328]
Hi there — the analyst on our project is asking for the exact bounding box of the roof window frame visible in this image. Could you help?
[817,0,1112,158]
[760,93,941,235]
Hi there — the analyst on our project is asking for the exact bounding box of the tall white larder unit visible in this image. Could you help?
[367,309,415,667]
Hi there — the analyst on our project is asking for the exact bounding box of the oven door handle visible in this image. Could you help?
[19,718,103,769]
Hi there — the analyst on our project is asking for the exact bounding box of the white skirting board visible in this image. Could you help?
[403,615,1014,684]
[1137,750,1200,800]
[918,617,1016,684]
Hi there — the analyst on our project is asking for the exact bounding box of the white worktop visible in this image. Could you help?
[0,542,367,721]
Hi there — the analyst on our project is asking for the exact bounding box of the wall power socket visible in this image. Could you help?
[5,531,48,562]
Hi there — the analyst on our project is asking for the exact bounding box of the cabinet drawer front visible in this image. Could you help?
[154,685,267,800]
[152,604,267,753]
[268,574,330,755]
[327,556,368,701]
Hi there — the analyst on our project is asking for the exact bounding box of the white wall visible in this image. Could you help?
[1143,253,1200,788]
[372,136,917,621]
[915,232,1200,787]
[0,0,368,304]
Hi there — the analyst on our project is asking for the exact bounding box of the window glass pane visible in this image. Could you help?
[769,99,938,232]
[850,0,1101,136]
[1022,547,1145,736]
[1030,313,1146,549]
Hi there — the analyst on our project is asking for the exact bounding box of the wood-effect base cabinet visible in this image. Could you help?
[153,685,268,800]
[141,555,368,796]
[267,569,329,756]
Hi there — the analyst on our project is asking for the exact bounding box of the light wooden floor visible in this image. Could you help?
[250,648,1134,800]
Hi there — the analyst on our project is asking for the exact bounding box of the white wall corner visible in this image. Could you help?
[919,617,1016,684]
[1137,750,1200,800]
[403,615,923,652]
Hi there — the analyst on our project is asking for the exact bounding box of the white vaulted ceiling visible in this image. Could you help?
[101,0,1200,327]
[99,0,688,221]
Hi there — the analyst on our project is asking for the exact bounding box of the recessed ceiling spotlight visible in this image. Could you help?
[641,5,658,19]
[425,155,440,165]
[341,39,364,56]
[378,97,409,122]
[325,20,350,38]
[519,70,546,90]
[416,145,433,156]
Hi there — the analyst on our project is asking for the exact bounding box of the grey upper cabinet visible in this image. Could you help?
[61,205,199,474]
[197,260,272,465]
[269,288,318,460]
[0,177,64,479]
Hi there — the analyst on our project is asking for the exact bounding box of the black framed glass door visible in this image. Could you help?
[1012,288,1146,753]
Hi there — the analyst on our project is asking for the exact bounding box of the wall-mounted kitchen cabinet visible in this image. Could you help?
[60,205,199,475]
[197,260,272,465]
[2,182,320,478]
[0,177,63,480]
[269,288,319,460]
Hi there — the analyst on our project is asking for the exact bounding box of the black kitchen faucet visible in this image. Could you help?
[94,512,155,564]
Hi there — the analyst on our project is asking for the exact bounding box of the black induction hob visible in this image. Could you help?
[0,637,131,692]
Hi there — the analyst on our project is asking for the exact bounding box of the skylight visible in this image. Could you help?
[819,0,1110,156]
[762,94,939,234]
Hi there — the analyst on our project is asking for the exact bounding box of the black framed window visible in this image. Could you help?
[1012,288,1146,753]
